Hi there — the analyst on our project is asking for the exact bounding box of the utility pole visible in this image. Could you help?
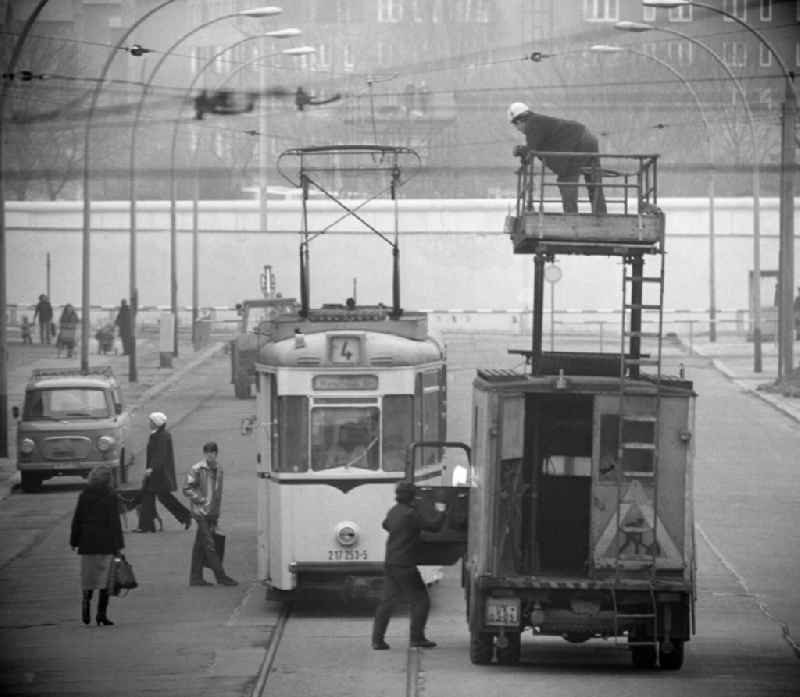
[778,76,797,379]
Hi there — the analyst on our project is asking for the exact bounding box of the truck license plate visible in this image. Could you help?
[485,597,520,626]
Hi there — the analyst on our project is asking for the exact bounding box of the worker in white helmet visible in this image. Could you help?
[508,102,607,215]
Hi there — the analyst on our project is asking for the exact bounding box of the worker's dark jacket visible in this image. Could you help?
[521,112,599,178]
[382,502,445,568]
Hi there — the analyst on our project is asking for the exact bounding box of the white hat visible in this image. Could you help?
[507,101,531,123]
[148,411,167,427]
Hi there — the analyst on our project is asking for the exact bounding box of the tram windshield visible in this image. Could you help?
[311,407,380,471]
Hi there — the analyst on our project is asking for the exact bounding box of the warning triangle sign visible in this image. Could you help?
[595,481,681,562]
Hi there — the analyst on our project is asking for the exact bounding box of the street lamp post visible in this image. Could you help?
[81,0,178,374]
[642,0,796,376]
[127,7,284,366]
[0,0,51,457]
[167,39,314,356]
[616,21,762,363]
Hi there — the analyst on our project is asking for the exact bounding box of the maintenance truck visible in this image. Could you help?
[412,151,696,670]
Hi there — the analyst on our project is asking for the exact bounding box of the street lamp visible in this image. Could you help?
[128,6,285,368]
[0,0,51,456]
[80,0,179,373]
[642,0,796,377]
[616,21,762,359]
[167,38,314,356]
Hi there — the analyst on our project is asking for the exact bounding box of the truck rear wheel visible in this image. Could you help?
[658,640,684,670]
[495,631,521,665]
[20,472,43,493]
[631,644,657,669]
[469,630,494,665]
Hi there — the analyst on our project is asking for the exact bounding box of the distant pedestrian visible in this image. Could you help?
[508,101,607,215]
[57,303,79,358]
[183,442,238,586]
[32,293,53,344]
[20,315,33,344]
[70,465,124,626]
[371,482,447,650]
[134,412,193,533]
[114,299,133,355]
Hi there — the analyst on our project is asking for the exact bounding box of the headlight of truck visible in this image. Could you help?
[20,438,35,454]
[97,435,115,452]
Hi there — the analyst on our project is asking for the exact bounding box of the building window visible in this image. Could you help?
[722,0,747,21]
[760,44,773,67]
[584,0,619,21]
[723,41,747,67]
[343,43,355,71]
[378,0,403,22]
[669,5,692,21]
[667,40,693,65]
[411,0,424,22]
[643,5,656,21]
[760,0,772,21]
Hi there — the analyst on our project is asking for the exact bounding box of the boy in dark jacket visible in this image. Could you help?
[371,482,447,650]
[508,101,607,215]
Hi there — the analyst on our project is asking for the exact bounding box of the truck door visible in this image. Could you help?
[405,441,471,566]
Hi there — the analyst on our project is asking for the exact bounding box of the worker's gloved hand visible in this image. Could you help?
[512,144,528,158]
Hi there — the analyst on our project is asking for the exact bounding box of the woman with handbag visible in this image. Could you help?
[70,465,124,626]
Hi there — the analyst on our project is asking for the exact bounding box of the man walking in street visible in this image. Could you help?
[183,442,238,587]
[371,481,446,650]
[508,101,607,215]
[32,293,53,344]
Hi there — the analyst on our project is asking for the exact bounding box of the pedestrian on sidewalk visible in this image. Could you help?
[32,293,53,344]
[371,482,447,650]
[183,442,238,586]
[114,298,133,355]
[57,303,79,358]
[135,412,193,533]
[20,315,33,344]
[70,465,124,626]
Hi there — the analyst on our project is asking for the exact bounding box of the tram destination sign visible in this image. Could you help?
[312,374,379,391]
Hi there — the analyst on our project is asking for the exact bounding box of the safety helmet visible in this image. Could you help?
[507,102,531,124]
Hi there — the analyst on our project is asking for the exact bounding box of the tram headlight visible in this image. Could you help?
[335,521,359,547]
[20,438,35,454]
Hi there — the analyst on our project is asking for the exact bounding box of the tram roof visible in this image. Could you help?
[257,328,443,368]
[267,307,430,342]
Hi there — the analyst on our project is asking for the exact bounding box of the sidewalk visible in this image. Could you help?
[0,331,225,500]
[685,337,800,424]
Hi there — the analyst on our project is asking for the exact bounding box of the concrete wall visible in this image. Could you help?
[6,197,798,318]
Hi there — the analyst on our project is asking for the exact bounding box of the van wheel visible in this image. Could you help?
[469,631,494,665]
[495,631,521,665]
[20,472,43,493]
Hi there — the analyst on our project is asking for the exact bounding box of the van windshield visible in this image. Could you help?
[24,388,111,420]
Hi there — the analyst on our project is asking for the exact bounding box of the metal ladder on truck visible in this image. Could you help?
[610,245,666,663]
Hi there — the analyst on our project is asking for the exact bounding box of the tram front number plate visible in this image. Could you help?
[485,597,520,627]
[327,549,368,561]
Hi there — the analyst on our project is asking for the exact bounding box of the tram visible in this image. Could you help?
[250,146,455,595]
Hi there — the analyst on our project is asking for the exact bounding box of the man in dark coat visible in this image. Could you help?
[32,293,53,344]
[136,412,192,533]
[114,299,133,355]
[508,101,607,215]
[371,482,447,650]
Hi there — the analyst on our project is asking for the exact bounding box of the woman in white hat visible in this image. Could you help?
[135,411,193,532]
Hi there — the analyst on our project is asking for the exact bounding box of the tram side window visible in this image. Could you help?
[416,370,443,468]
[278,396,309,472]
[382,395,413,471]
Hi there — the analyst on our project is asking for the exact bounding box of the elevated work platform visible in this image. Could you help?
[507,152,664,256]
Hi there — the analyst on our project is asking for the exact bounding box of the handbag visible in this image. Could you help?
[111,554,138,596]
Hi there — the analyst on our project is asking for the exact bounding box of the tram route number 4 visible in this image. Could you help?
[328,549,368,561]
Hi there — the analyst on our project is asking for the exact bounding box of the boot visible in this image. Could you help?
[96,589,114,626]
[82,590,92,625]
